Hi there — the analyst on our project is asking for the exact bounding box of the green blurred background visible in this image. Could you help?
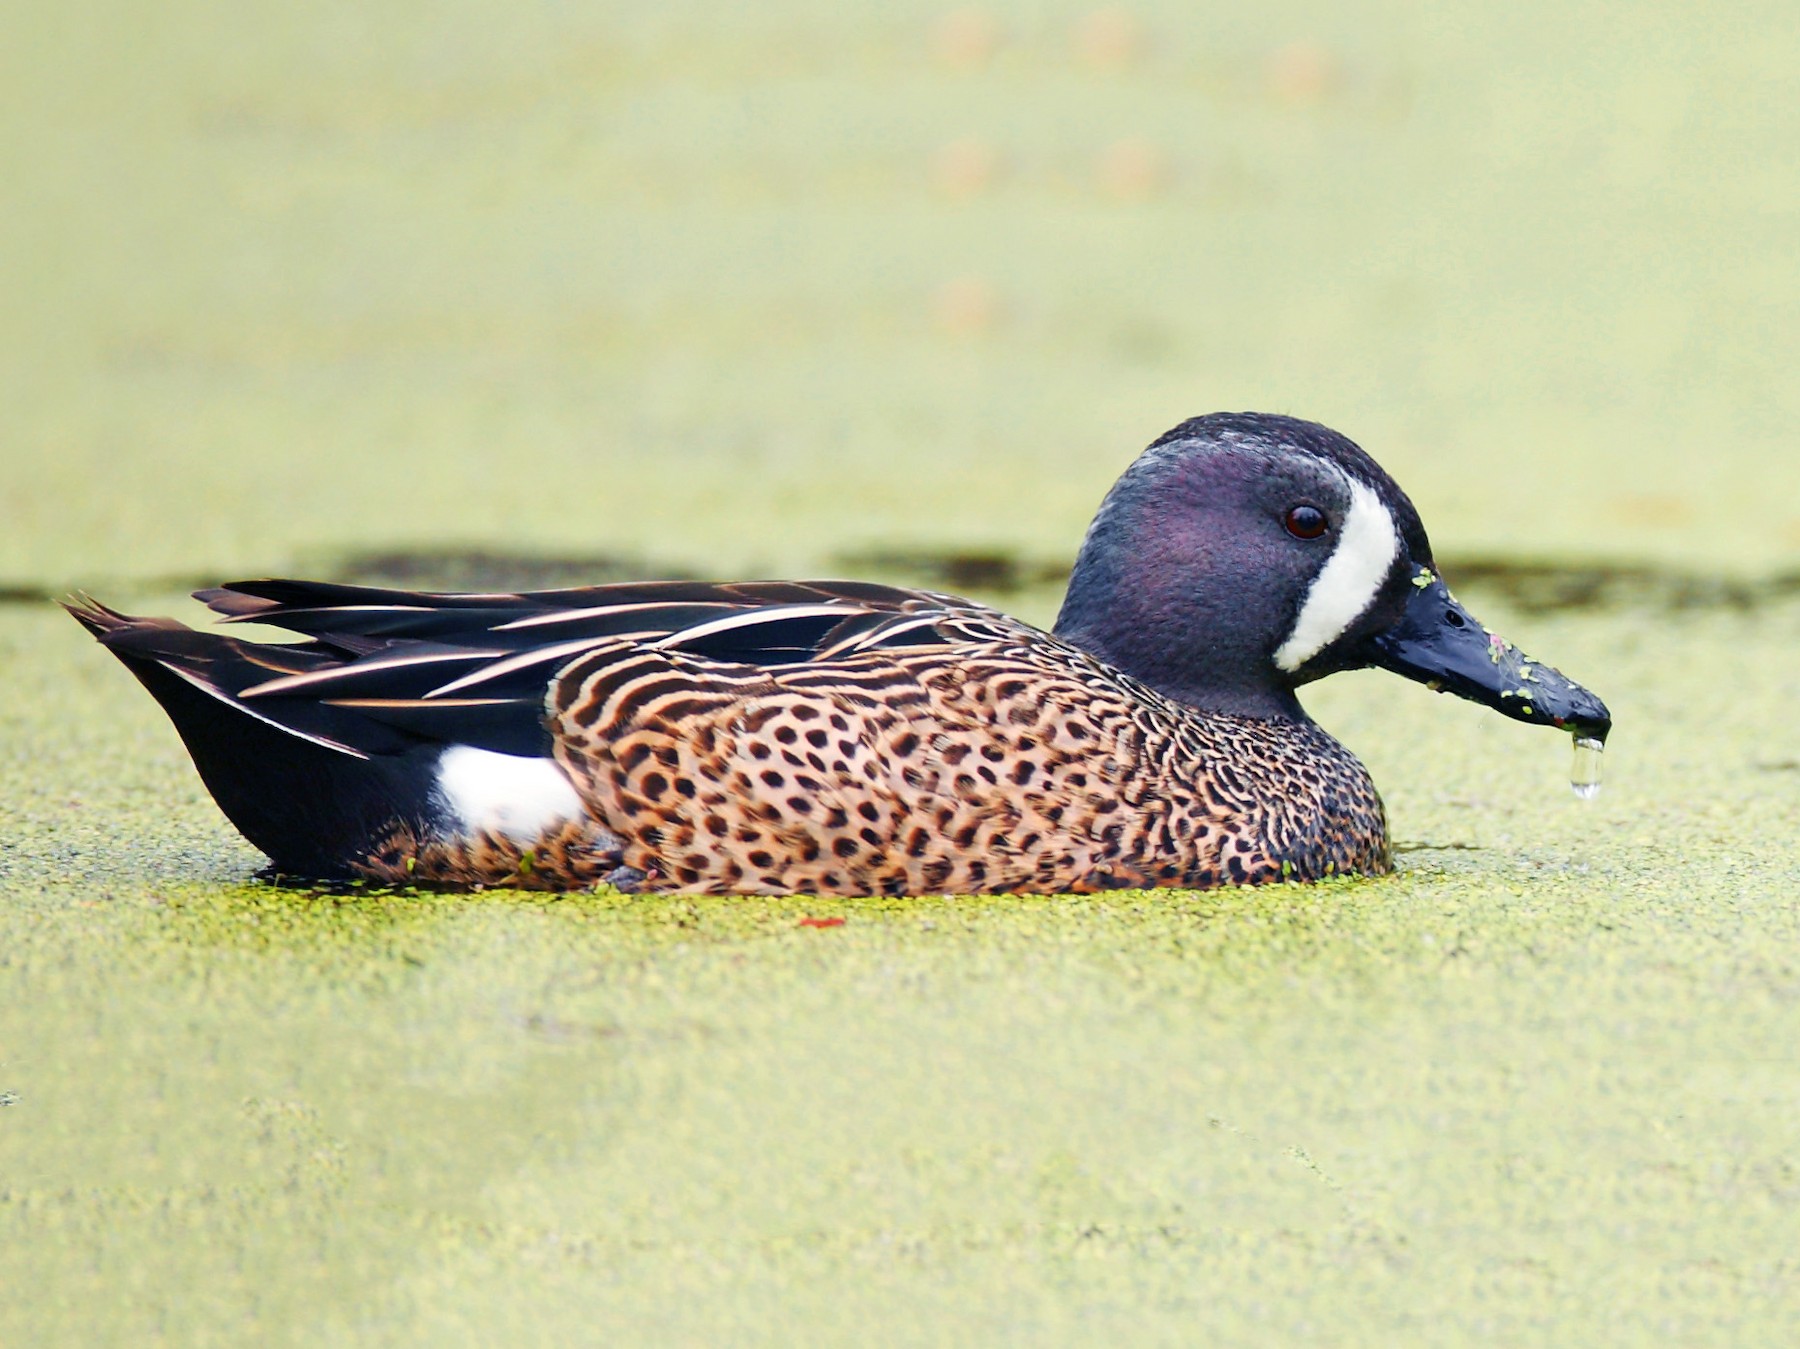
[5,4,1800,1345]
[5,0,1796,587]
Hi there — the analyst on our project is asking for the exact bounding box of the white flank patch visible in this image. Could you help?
[434,746,583,844]
[1273,477,1400,672]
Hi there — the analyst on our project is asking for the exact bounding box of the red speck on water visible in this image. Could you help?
[799,917,846,929]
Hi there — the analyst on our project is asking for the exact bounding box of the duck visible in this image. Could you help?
[66,412,1611,895]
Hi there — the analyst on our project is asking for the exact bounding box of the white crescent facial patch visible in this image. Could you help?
[1273,476,1400,673]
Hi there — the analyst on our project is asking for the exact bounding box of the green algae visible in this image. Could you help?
[5,594,1800,1344]
[5,2,1800,589]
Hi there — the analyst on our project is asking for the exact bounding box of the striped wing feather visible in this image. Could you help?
[190,578,1007,759]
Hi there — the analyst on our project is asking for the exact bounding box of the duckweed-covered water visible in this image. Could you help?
[6,593,1800,1344]
[5,1,1800,1343]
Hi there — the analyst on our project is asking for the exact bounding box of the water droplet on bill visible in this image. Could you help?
[1570,735,1604,799]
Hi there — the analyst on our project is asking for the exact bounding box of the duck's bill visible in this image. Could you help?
[1367,566,1612,743]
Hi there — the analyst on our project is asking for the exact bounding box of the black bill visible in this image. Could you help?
[1368,566,1612,743]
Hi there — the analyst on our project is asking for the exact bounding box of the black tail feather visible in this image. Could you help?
[65,598,448,877]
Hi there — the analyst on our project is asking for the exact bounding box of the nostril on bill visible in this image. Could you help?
[1444,610,1466,628]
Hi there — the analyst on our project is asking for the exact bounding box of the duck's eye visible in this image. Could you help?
[1284,505,1328,539]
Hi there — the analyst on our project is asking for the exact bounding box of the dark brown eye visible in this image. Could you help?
[1284,505,1328,539]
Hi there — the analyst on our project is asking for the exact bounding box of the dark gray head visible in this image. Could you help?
[1054,413,1433,718]
[1053,412,1612,740]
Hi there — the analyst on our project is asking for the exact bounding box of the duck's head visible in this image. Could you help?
[1053,412,1611,741]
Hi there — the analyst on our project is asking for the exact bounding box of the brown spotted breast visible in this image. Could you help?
[544,610,1389,895]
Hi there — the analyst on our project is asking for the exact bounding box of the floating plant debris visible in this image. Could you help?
[327,548,699,593]
[831,547,1071,596]
[1433,557,1800,615]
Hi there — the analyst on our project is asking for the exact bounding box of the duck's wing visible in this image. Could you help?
[200,577,954,644]
[186,577,1027,758]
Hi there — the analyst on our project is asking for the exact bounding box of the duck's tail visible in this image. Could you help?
[64,596,453,878]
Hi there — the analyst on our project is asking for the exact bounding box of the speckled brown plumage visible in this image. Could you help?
[540,609,1388,895]
[346,598,1386,896]
[358,815,627,891]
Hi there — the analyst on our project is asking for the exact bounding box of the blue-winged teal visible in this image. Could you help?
[68,413,1610,894]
